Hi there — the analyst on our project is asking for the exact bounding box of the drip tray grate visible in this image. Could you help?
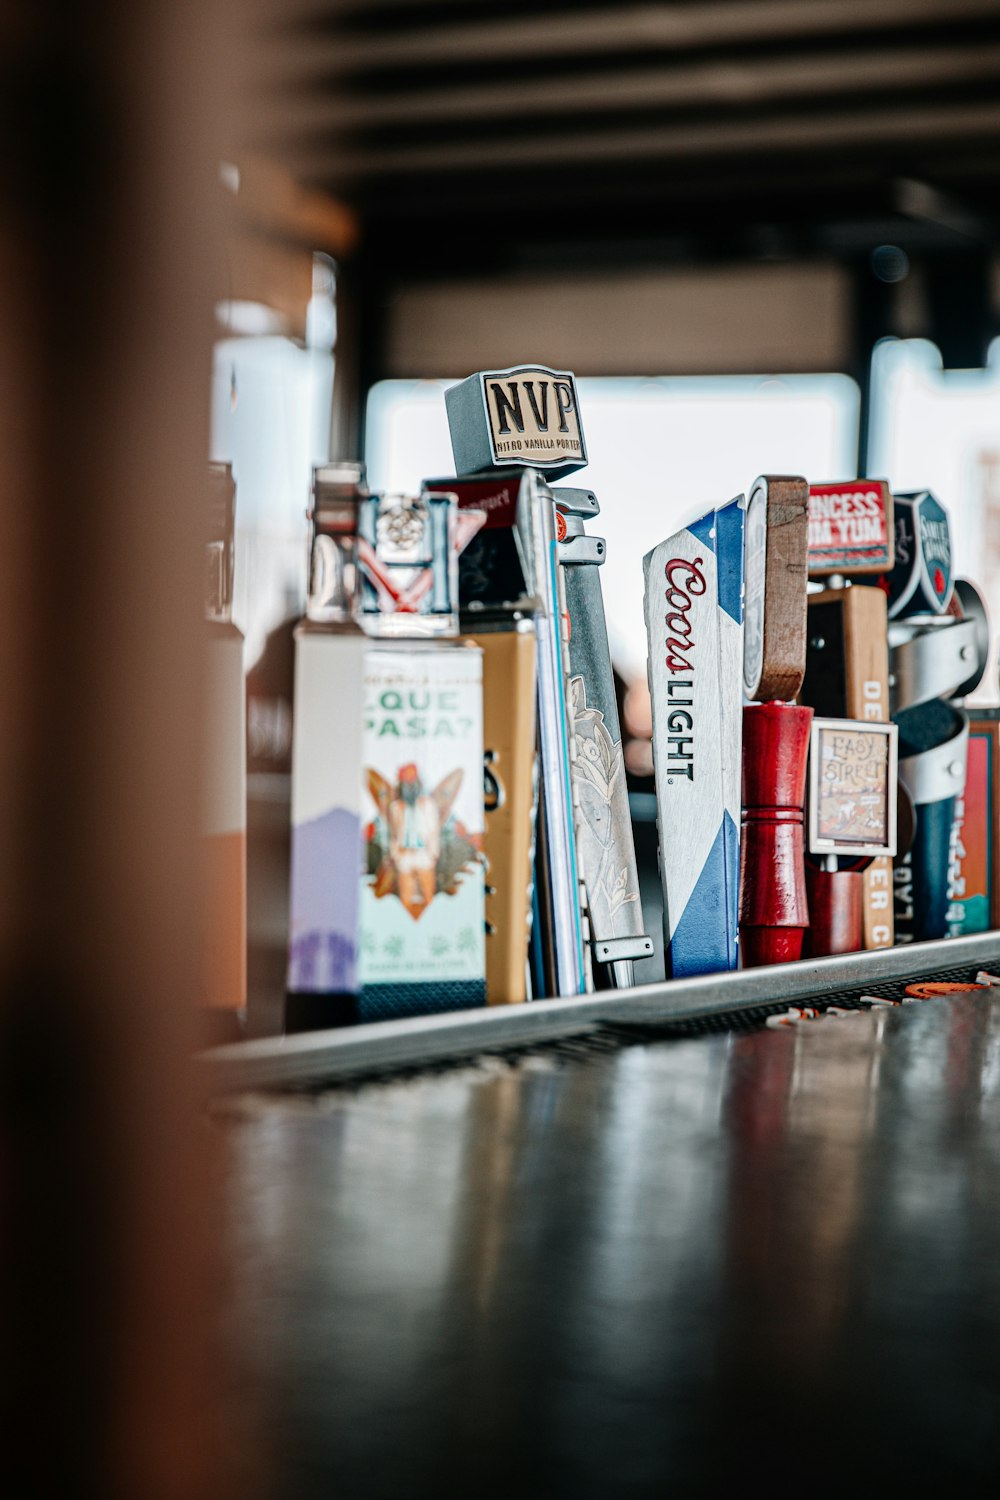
[599,963,990,1040]
[203,937,1000,1096]
[279,964,995,1096]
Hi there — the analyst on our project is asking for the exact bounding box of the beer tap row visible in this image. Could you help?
[200,365,997,1034]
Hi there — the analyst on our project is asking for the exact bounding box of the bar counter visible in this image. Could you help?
[215,957,1000,1497]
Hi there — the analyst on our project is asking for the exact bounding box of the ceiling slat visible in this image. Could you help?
[263,41,1000,138]
[271,0,1000,77]
[291,98,1000,181]
[250,0,1000,240]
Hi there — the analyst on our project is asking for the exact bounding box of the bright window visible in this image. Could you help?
[211,258,336,669]
[867,338,1000,704]
[366,374,860,677]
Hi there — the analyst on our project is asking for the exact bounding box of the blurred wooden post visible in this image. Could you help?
[0,2,244,1495]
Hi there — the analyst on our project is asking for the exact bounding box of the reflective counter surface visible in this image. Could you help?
[218,993,1000,1497]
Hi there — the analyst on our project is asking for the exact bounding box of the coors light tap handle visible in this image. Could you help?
[739,475,811,967]
[644,496,745,977]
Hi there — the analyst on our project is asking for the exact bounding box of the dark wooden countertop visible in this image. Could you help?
[215,986,1000,1497]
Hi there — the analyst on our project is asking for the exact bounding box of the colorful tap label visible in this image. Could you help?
[445,365,588,478]
[357,491,461,636]
[358,645,486,1019]
[948,723,997,935]
[807,718,898,858]
[807,480,893,575]
[886,490,954,617]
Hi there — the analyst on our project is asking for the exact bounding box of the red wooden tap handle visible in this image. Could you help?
[740,702,813,967]
[802,866,863,958]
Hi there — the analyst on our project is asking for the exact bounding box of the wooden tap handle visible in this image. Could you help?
[803,866,864,957]
[742,475,809,703]
[740,702,813,967]
[741,700,812,808]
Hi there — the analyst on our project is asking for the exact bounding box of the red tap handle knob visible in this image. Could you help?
[740,702,813,967]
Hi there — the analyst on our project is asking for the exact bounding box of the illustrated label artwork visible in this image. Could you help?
[359,647,485,1009]
[807,481,892,574]
[887,491,953,617]
[917,505,953,608]
[809,721,897,857]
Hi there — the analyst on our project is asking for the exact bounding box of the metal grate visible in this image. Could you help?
[288,1026,634,1095]
[281,962,992,1095]
[204,934,1000,1096]
[595,961,987,1040]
